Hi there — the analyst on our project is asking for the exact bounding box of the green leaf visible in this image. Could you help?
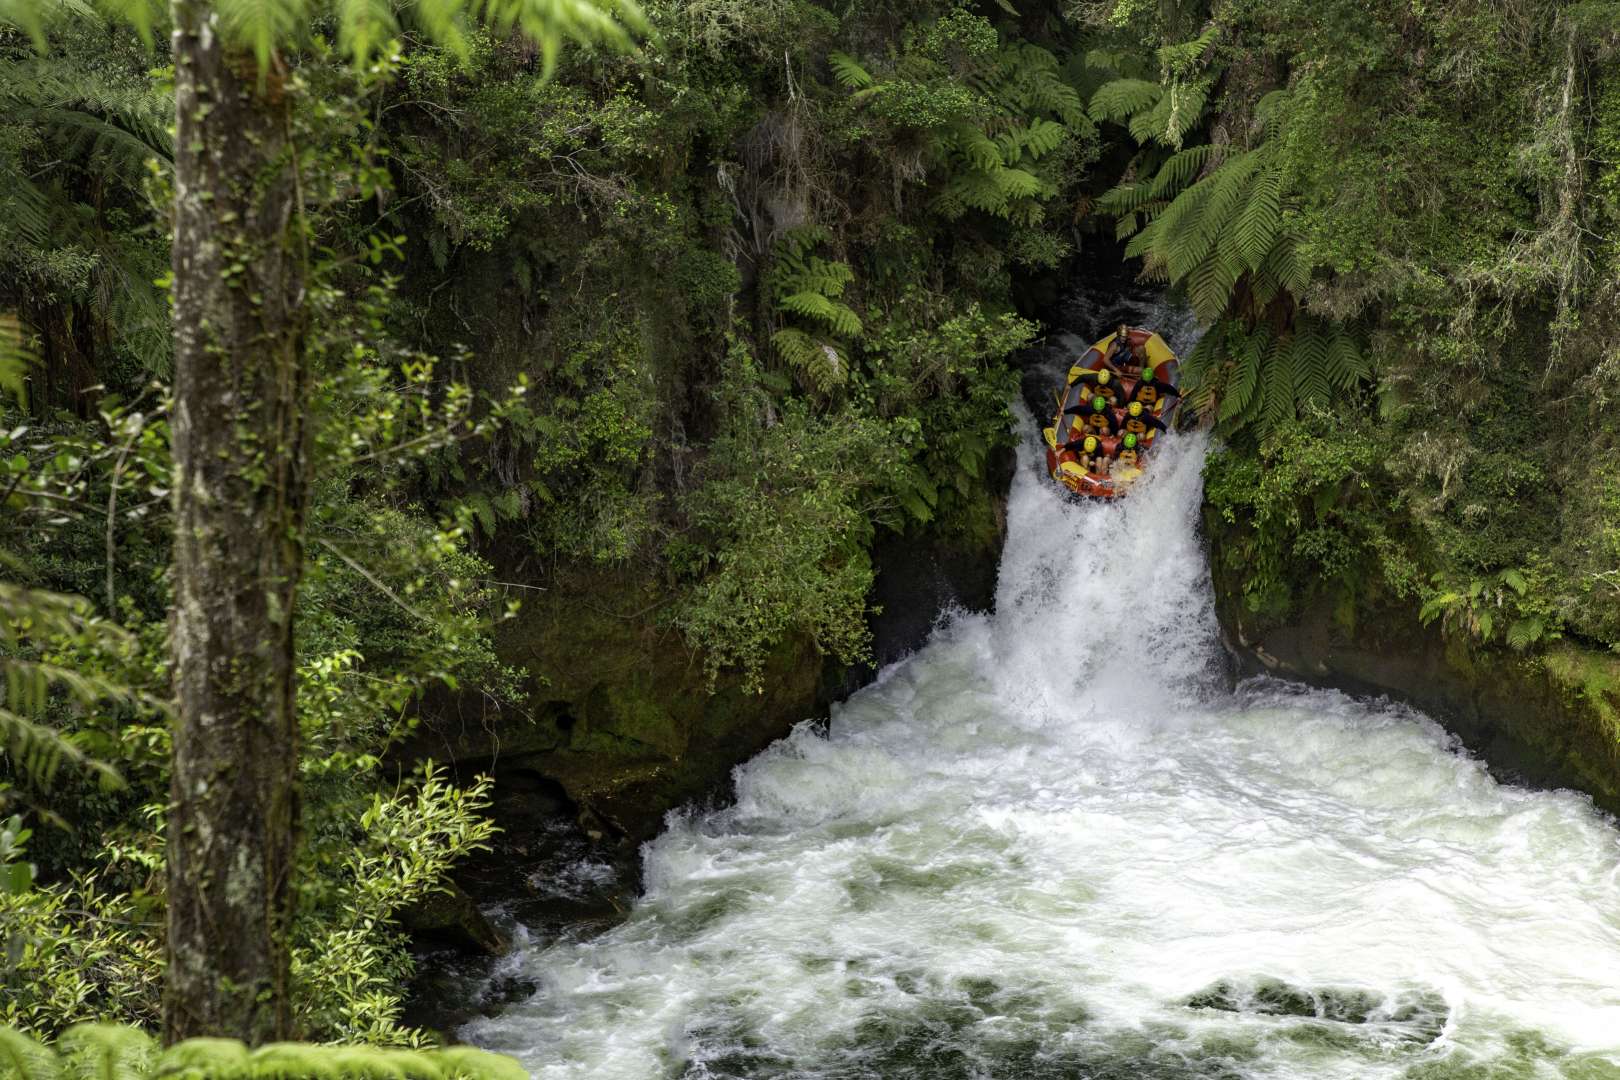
[827,51,873,90]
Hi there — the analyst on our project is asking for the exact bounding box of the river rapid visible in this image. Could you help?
[462,376,1620,1078]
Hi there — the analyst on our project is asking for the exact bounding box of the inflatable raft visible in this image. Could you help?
[1042,327,1181,498]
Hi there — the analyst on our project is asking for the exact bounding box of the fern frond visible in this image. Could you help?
[57,1024,154,1080]
[214,0,312,76]
[1255,88,1290,140]
[1218,328,1262,425]
[1325,330,1370,390]
[1095,179,1156,217]
[1166,148,1259,282]
[827,51,874,90]
[337,0,399,64]
[1506,618,1543,651]
[995,167,1043,200]
[427,1048,531,1080]
[1290,325,1333,407]
[1258,333,1295,435]
[0,1027,59,1080]
[1019,117,1066,159]
[1087,78,1161,123]
[771,328,848,392]
[1158,76,1211,148]
[460,0,648,77]
[1149,143,1213,197]
[1233,156,1285,272]
[1154,25,1219,75]
[949,122,1004,171]
[779,292,862,336]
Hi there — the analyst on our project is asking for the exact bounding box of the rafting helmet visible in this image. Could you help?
[1097,369,1111,384]
[1128,401,1144,418]
[1092,395,1108,413]
[1123,433,1138,450]
[1083,435,1099,454]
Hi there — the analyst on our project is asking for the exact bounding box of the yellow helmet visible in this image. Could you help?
[1128,401,1144,417]
[1097,370,1111,384]
[1083,435,1099,454]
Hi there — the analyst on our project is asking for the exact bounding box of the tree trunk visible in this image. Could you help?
[164,0,308,1046]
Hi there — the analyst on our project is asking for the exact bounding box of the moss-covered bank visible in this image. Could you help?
[408,462,1012,869]
[1207,510,1620,817]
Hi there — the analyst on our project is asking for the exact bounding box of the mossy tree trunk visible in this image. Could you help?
[164,0,308,1046]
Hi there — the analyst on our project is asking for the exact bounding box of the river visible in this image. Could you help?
[459,343,1620,1078]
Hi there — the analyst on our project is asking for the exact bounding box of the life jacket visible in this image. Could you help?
[1121,401,1167,437]
[1128,373,1180,409]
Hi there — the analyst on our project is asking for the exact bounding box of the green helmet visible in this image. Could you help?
[1140,366,1154,383]
[1092,395,1108,413]
[1123,433,1138,449]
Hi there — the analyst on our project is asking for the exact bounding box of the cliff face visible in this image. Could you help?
[1206,509,1620,818]
[409,458,1013,862]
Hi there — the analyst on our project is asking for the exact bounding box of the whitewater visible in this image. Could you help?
[463,412,1620,1078]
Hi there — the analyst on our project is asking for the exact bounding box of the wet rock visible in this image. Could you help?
[398,881,510,956]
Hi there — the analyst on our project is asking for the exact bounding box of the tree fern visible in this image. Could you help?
[1232,158,1285,272]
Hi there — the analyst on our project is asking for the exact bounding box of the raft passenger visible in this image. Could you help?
[1071,366,1121,404]
[1127,368,1181,410]
[1121,400,1167,440]
[1066,393,1120,436]
[1116,432,1143,468]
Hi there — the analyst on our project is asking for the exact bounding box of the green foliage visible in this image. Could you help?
[0,32,172,386]
[1178,317,1371,441]
[673,348,899,689]
[768,227,861,393]
[1204,412,1421,619]
[0,1024,526,1080]
[0,580,136,815]
[1419,564,1563,651]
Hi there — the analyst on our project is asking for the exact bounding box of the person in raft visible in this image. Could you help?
[1070,366,1122,405]
[1061,433,1111,476]
[1116,432,1144,468]
[1105,324,1137,371]
[1126,367,1181,411]
[1066,393,1121,436]
[1121,399,1167,440]
[1101,323,1153,378]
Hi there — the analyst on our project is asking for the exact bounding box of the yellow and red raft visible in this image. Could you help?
[1042,327,1181,498]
